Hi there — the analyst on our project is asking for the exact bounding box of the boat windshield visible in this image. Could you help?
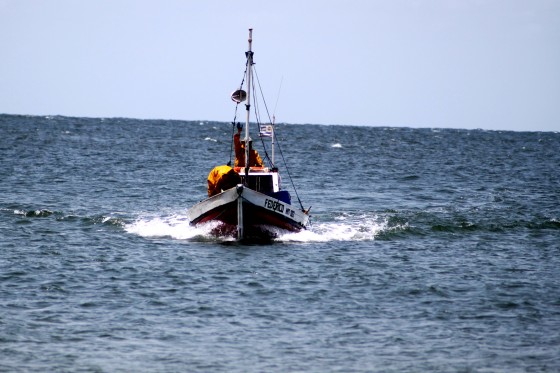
[240,174,274,194]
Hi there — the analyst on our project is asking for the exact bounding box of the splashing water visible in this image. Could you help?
[280,214,387,242]
[124,212,388,243]
[124,214,228,241]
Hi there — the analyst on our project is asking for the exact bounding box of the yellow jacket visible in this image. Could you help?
[207,165,241,197]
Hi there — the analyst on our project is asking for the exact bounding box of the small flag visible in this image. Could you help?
[259,124,273,137]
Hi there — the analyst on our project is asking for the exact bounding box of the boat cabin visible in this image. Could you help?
[234,167,291,204]
[234,167,279,193]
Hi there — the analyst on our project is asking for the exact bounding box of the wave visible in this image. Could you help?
[284,213,395,242]
[12,208,56,218]
[379,208,560,237]
[2,206,127,228]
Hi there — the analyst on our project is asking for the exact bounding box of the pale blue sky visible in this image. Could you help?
[1,0,559,131]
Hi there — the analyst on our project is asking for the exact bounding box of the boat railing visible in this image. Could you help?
[233,167,270,174]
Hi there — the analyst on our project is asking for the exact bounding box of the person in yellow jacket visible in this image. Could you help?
[207,165,241,197]
[234,126,264,168]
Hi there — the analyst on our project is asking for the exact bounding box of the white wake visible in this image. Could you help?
[124,213,389,243]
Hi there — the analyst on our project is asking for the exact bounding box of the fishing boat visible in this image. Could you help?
[187,29,310,241]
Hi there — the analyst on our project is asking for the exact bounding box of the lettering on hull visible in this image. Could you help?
[264,198,284,213]
[264,198,296,218]
[285,208,295,218]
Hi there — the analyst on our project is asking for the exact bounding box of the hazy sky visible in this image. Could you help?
[1,0,559,131]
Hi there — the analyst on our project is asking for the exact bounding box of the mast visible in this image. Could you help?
[244,28,253,175]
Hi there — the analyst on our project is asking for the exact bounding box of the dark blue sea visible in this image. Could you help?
[1,114,559,372]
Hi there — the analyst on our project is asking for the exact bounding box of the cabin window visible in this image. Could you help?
[241,175,274,194]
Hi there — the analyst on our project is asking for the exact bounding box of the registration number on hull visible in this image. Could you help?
[264,198,296,218]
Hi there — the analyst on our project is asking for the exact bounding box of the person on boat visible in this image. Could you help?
[234,125,264,168]
[207,165,241,197]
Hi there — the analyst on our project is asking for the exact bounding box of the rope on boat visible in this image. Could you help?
[253,66,305,212]
[251,72,273,167]
[274,134,305,212]
[229,109,238,166]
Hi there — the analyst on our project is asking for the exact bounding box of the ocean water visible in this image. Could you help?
[1,114,559,372]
